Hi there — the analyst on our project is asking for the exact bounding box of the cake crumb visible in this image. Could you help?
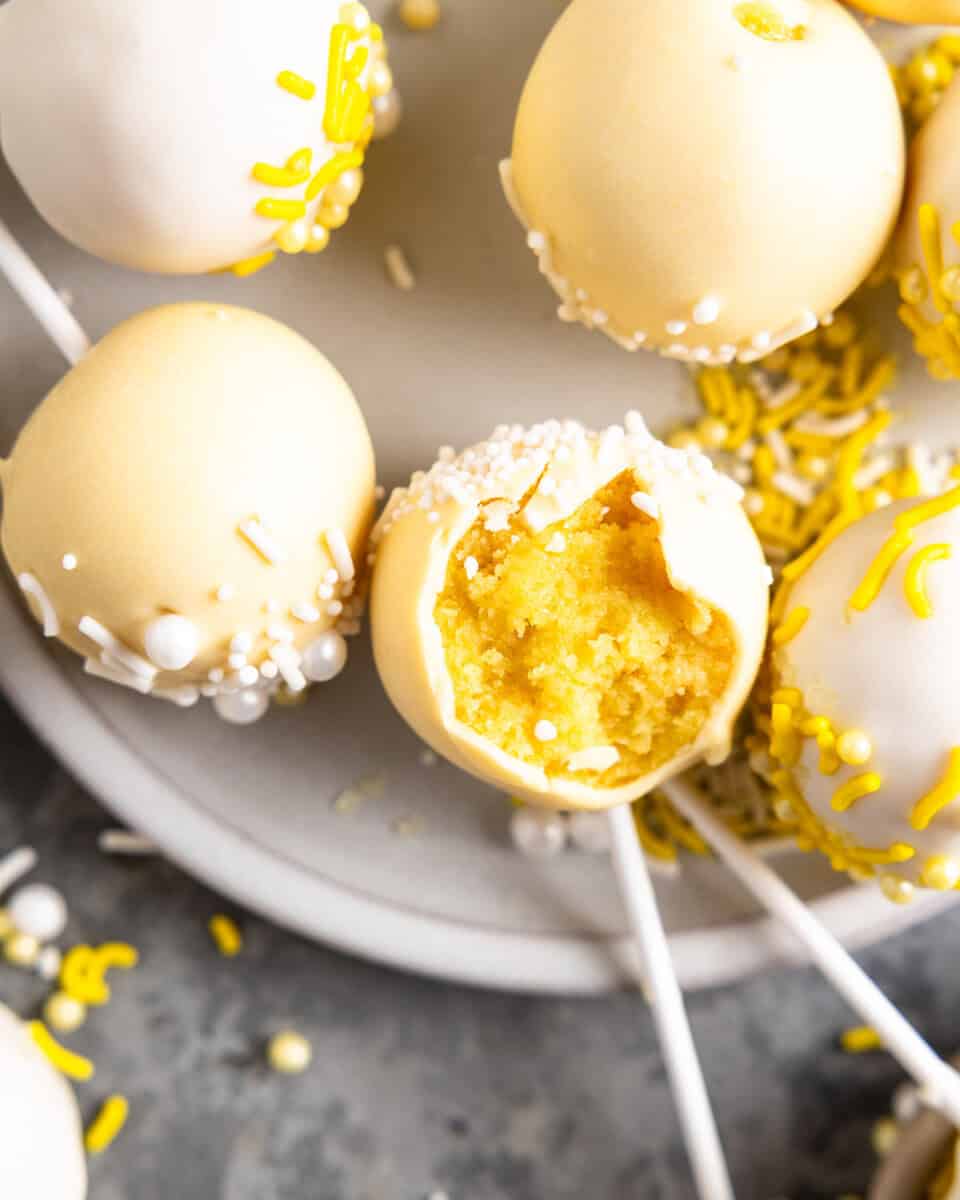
[385,244,416,291]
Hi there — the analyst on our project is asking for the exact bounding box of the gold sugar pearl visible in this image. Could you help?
[879,875,914,905]
[368,62,394,98]
[305,225,331,255]
[920,855,960,891]
[267,1030,313,1074]
[326,167,364,209]
[911,92,942,126]
[3,931,40,967]
[667,430,701,451]
[906,50,953,93]
[836,729,872,767]
[400,0,441,31]
[339,2,371,33]
[696,417,729,449]
[276,219,310,256]
[941,266,960,304]
[318,201,350,231]
[899,267,928,306]
[44,991,88,1034]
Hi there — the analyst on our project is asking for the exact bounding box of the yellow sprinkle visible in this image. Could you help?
[911,748,960,831]
[841,1025,883,1054]
[772,606,810,647]
[771,688,802,707]
[921,855,960,890]
[858,844,915,865]
[255,198,308,222]
[60,946,110,1006]
[800,716,831,737]
[920,203,950,316]
[85,1095,129,1154]
[904,543,951,618]
[834,410,894,514]
[632,804,678,862]
[781,511,856,585]
[898,484,960,532]
[252,148,312,189]
[209,915,243,958]
[848,528,914,613]
[836,730,873,767]
[277,70,317,100]
[227,251,276,278]
[831,773,882,813]
[305,149,365,202]
[28,1022,94,1081]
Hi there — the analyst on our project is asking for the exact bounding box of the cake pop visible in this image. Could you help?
[1,304,375,721]
[0,0,395,275]
[370,415,770,808]
[504,0,904,365]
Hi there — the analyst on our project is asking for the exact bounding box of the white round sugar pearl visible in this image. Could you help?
[9,883,68,942]
[214,689,270,725]
[144,614,200,671]
[3,931,40,967]
[267,1030,313,1074]
[510,807,567,858]
[302,632,348,683]
[372,90,402,140]
[568,812,612,855]
[35,945,62,980]
[533,719,557,742]
[44,991,87,1034]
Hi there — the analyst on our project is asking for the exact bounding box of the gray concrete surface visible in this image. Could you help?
[2,694,959,1200]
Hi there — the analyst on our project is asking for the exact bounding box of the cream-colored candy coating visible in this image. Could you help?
[0,1005,86,1200]
[846,0,960,21]
[773,496,960,895]
[370,416,770,810]
[506,0,905,364]
[0,0,392,275]
[1,304,374,712]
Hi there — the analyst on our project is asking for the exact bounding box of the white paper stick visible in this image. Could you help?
[0,217,90,366]
[607,804,735,1200]
[665,778,960,1128]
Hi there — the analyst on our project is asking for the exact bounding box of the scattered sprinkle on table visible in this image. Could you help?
[385,244,416,291]
[84,1094,129,1154]
[841,1025,884,1054]
[267,1030,313,1074]
[209,914,243,957]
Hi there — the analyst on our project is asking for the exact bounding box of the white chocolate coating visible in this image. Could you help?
[0,0,391,275]
[506,0,905,364]
[774,497,960,893]
[1,304,374,711]
[0,1005,86,1200]
[846,0,960,21]
[370,416,770,810]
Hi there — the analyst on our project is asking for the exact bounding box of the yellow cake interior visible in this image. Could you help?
[435,473,736,789]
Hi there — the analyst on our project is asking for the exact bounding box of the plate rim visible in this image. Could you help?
[1,584,956,995]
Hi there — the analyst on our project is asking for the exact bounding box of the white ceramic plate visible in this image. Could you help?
[0,0,955,994]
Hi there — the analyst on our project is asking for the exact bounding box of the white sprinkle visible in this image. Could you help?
[234,666,260,688]
[764,380,803,411]
[292,602,321,623]
[534,719,557,742]
[567,746,620,773]
[464,556,479,580]
[765,430,793,471]
[270,645,307,692]
[317,584,334,600]
[772,472,815,506]
[260,660,279,680]
[216,583,236,603]
[625,411,649,437]
[98,830,158,856]
[793,410,868,438]
[510,807,567,858]
[665,319,687,336]
[324,528,355,582]
[744,492,764,516]
[630,492,660,520]
[35,946,62,980]
[483,501,512,533]
[0,847,37,897]
[230,632,254,655]
[692,295,721,326]
[79,617,156,680]
[267,623,294,644]
[208,668,225,684]
[385,244,416,291]
[327,601,344,617]
[763,566,775,587]
[228,653,248,670]
[61,554,78,572]
[239,518,288,565]
[84,656,153,694]
[751,331,772,352]
[324,568,340,585]
[545,533,566,554]
[854,454,894,491]
[18,574,59,638]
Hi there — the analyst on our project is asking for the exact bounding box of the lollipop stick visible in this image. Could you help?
[607,804,735,1200]
[664,778,960,1127]
[0,217,89,366]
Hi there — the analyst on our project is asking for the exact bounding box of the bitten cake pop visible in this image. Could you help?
[0,0,396,276]
[895,73,960,380]
[503,0,904,365]
[0,1004,86,1199]
[1,304,374,721]
[845,0,960,21]
[767,487,960,900]
[370,416,770,809]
